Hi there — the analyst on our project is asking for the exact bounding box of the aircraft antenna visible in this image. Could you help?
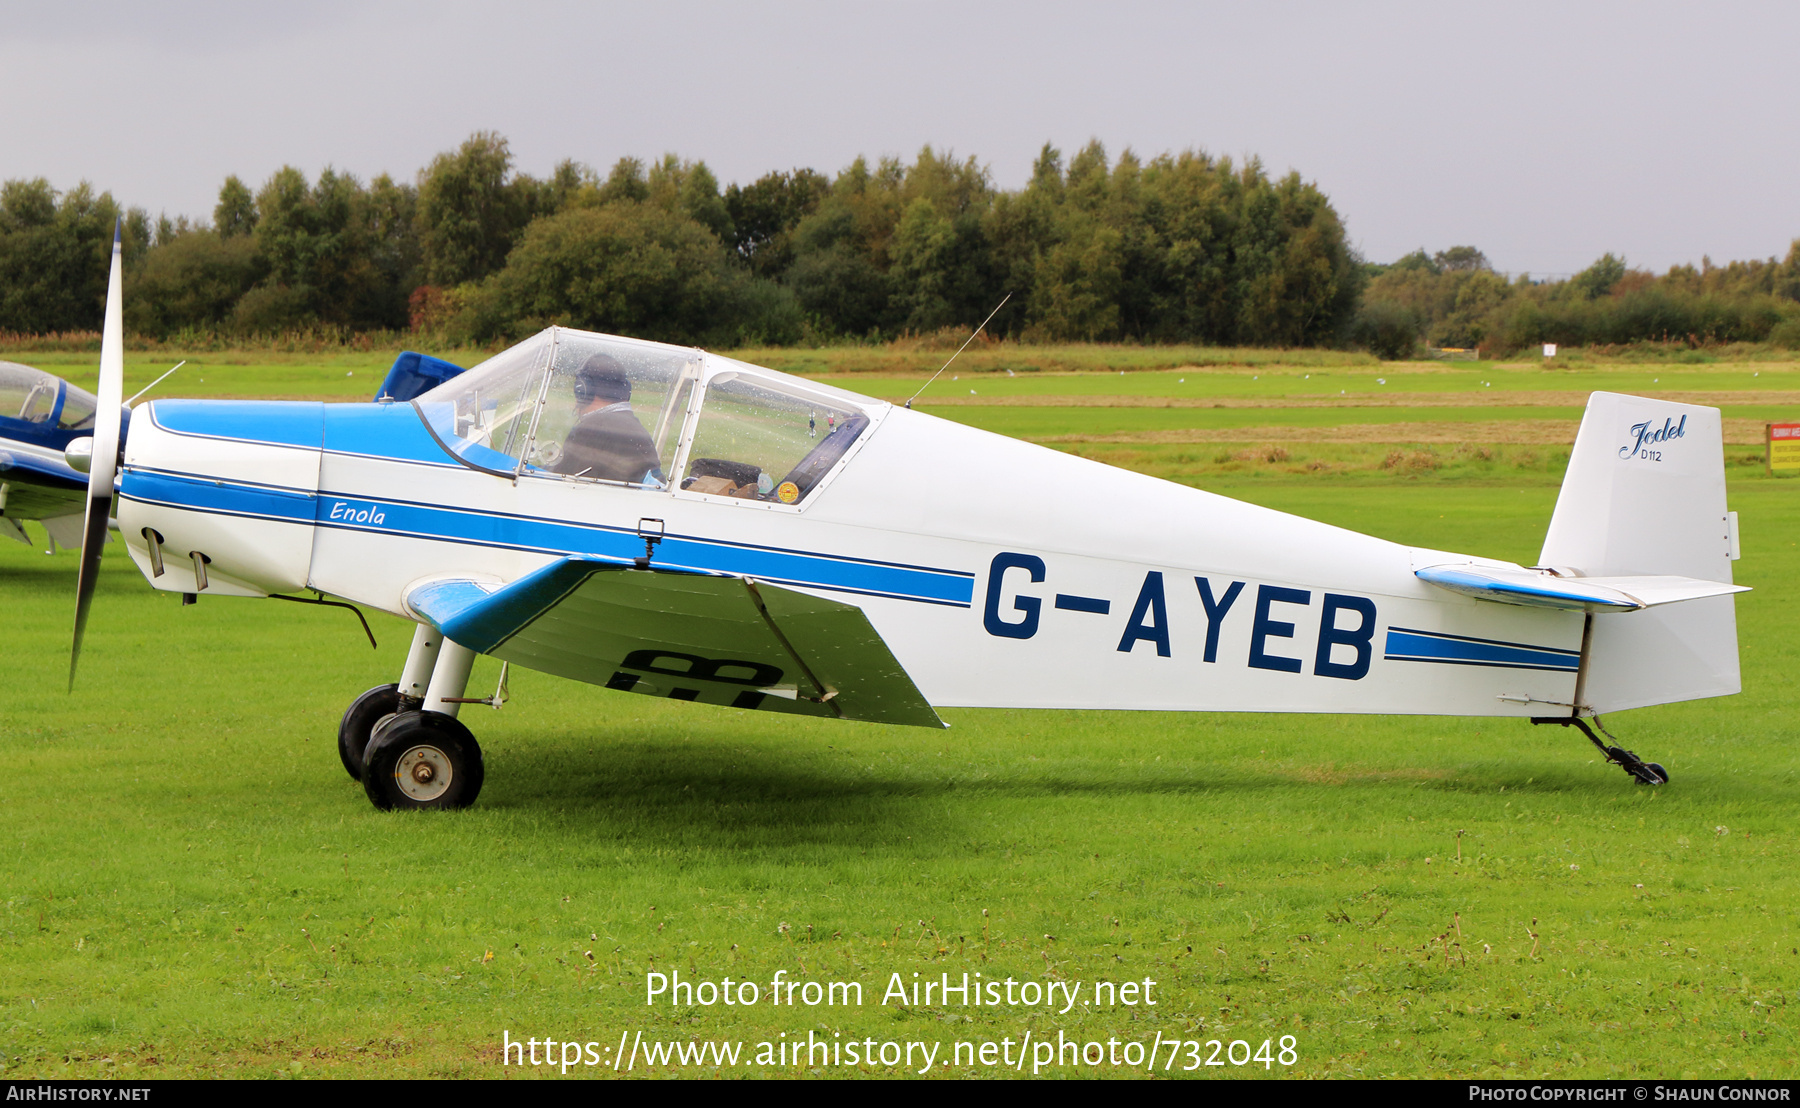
[125,360,185,406]
[904,292,1011,410]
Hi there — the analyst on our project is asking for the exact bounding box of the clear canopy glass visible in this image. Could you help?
[413,333,549,474]
[415,329,698,484]
[0,361,95,430]
[525,331,698,485]
[57,381,96,430]
[414,328,876,504]
[682,357,867,504]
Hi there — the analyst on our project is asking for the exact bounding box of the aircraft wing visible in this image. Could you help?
[0,446,86,545]
[405,556,945,728]
[0,447,86,493]
[1416,563,1748,612]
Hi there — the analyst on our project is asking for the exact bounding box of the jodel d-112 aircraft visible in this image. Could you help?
[69,230,1749,810]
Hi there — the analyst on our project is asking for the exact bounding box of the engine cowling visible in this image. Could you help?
[117,400,322,597]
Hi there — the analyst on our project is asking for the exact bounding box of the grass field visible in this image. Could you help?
[2,347,1798,1079]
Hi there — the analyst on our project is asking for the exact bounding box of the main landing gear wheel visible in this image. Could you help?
[362,711,485,811]
[337,683,414,781]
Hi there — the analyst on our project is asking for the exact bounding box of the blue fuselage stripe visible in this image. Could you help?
[1383,627,1580,672]
[123,469,316,523]
[120,469,974,607]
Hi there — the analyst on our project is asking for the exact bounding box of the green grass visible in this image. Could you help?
[818,363,1800,399]
[920,404,1588,438]
[1059,445,1787,487]
[1,350,1798,1079]
[1065,443,1581,486]
[22,351,472,403]
[19,347,1800,405]
[719,342,1384,377]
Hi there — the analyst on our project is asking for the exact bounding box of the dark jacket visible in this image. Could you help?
[553,403,661,483]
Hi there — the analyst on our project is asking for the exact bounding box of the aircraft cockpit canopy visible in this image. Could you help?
[415,328,878,506]
[684,356,866,504]
[0,361,96,433]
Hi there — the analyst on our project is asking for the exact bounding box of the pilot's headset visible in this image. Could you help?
[572,352,632,408]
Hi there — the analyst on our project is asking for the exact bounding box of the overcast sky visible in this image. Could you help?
[1,1,1794,275]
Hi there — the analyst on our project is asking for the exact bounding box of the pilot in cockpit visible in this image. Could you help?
[552,353,663,484]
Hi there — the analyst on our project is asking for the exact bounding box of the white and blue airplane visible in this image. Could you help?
[0,360,101,550]
[68,230,1750,810]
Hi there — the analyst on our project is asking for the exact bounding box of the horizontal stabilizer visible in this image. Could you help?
[1416,563,1747,613]
[406,556,943,728]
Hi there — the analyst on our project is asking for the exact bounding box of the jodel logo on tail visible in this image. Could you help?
[1620,414,1686,460]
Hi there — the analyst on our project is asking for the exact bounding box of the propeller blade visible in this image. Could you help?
[70,221,127,690]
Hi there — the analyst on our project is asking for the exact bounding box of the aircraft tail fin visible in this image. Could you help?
[1539,391,1741,713]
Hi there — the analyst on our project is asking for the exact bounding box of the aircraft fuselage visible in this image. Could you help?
[117,394,1585,719]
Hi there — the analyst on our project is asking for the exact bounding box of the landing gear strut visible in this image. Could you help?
[338,623,485,810]
[1531,716,1668,785]
[336,623,442,780]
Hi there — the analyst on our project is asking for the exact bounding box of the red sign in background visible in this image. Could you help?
[1769,422,1800,471]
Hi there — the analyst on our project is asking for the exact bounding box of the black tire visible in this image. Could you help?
[362,711,484,811]
[338,683,405,781]
[1639,762,1669,785]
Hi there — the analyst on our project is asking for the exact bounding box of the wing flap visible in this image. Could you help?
[1416,563,1748,612]
[747,580,946,728]
[405,557,943,728]
[40,513,88,553]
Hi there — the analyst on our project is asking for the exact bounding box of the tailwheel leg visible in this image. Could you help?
[1531,716,1668,785]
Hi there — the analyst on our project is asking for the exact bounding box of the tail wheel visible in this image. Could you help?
[362,711,484,811]
[337,683,406,781]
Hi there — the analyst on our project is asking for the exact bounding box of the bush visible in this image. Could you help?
[1769,316,1800,350]
[727,277,804,346]
[1350,301,1420,360]
[228,285,312,335]
[461,201,749,346]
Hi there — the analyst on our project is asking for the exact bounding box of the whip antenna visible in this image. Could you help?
[904,292,1011,410]
[125,360,185,406]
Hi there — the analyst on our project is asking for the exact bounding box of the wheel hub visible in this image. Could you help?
[395,745,453,802]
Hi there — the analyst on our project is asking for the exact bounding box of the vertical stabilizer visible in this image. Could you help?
[1540,392,1739,713]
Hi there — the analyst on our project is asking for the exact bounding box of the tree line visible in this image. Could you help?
[1354,244,1800,358]
[1,132,1795,354]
